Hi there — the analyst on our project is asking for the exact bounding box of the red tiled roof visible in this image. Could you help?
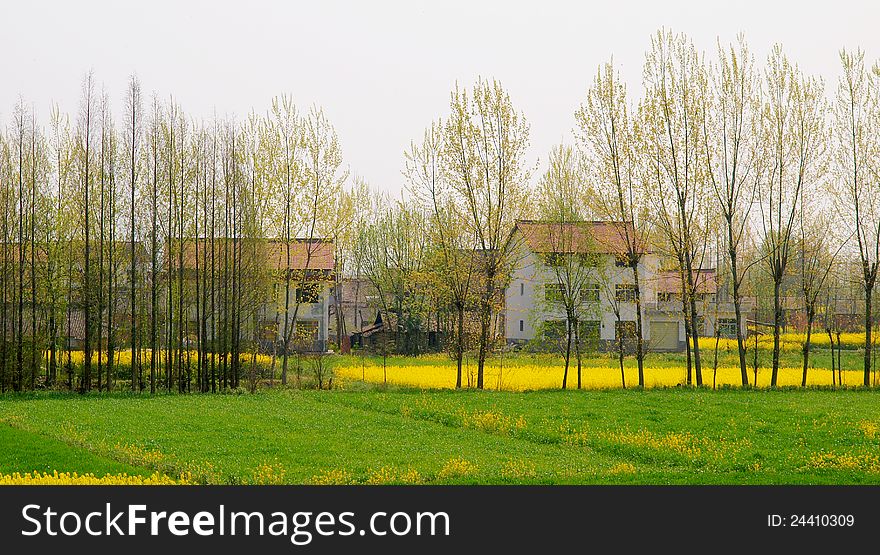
[177,238,334,271]
[514,220,647,255]
[265,239,334,271]
[655,269,717,294]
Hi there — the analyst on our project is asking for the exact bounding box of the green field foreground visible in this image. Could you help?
[2,388,880,484]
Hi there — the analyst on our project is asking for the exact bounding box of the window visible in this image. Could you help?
[296,282,320,304]
[259,320,277,342]
[520,282,524,296]
[577,253,597,267]
[615,284,637,303]
[297,320,319,341]
[580,284,600,303]
[545,283,564,303]
[578,320,600,351]
[615,320,637,341]
[542,253,564,267]
[541,320,567,341]
[615,253,636,267]
[657,291,679,303]
[519,320,524,332]
[717,318,737,338]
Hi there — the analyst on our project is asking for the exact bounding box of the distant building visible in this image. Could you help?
[503,220,749,352]
[175,238,334,352]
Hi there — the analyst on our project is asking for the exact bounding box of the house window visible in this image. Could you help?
[578,320,600,350]
[296,282,320,304]
[580,284,600,303]
[542,253,565,267]
[520,282,524,296]
[615,253,635,267]
[577,253,597,267]
[296,320,320,342]
[615,320,637,341]
[519,320,524,332]
[657,291,678,303]
[718,318,737,338]
[615,284,637,303]
[545,283,564,303]
[541,320,567,341]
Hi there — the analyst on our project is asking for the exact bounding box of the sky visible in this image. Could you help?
[1,0,878,195]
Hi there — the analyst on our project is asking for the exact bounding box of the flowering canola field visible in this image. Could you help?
[335,357,863,391]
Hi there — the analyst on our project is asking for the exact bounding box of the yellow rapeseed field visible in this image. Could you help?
[335,359,863,391]
[716,332,867,352]
[60,349,276,367]
[337,332,870,391]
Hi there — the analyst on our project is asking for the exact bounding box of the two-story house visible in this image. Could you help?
[505,220,660,350]
[504,220,749,352]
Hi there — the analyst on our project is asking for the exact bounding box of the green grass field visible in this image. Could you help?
[2,386,880,484]
[0,425,152,477]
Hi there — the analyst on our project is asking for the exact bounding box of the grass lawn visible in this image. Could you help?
[2,387,880,484]
[0,424,153,477]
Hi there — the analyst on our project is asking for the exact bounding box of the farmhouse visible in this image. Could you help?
[503,220,748,352]
[175,238,335,352]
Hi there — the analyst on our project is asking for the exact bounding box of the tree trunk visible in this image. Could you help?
[680,267,692,385]
[828,328,835,388]
[455,303,464,389]
[728,238,748,386]
[771,277,782,387]
[685,266,703,387]
[150,145,158,395]
[574,318,582,390]
[83,98,93,394]
[632,263,645,388]
[562,317,571,390]
[476,274,495,390]
[712,327,721,390]
[865,285,873,387]
[801,310,814,388]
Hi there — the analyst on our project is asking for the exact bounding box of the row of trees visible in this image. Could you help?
[0,77,349,393]
[361,29,880,390]
[1,29,878,392]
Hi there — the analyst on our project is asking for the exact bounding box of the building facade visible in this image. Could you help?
[504,220,749,352]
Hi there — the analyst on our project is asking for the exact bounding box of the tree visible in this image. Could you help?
[442,78,531,389]
[534,145,602,389]
[147,96,162,394]
[641,29,710,386]
[267,95,301,385]
[75,72,97,393]
[701,36,762,387]
[405,122,477,387]
[123,75,143,391]
[832,48,880,387]
[46,104,73,388]
[796,204,843,386]
[280,106,345,374]
[576,60,650,387]
[758,45,826,387]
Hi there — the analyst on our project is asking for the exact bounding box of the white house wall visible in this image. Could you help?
[505,241,661,344]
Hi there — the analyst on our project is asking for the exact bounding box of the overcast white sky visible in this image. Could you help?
[1,0,878,194]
